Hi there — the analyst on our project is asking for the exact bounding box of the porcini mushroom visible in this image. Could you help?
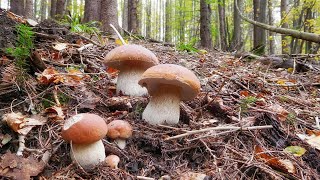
[138,64,200,125]
[61,113,108,170]
[107,120,132,149]
[105,154,120,169]
[104,44,159,96]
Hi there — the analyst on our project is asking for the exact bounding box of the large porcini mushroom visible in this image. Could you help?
[104,44,159,96]
[61,113,108,170]
[138,64,200,125]
[107,120,132,149]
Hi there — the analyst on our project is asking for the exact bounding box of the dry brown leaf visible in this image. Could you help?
[0,152,45,180]
[2,112,46,135]
[53,43,68,51]
[78,88,101,109]
[63,68,87,86]
[297,133,320,150]
[255,146,296,174]
[267,104,289,122]
[36,67,63,85]
[45,106,65,121]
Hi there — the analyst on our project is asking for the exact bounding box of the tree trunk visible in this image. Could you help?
[268,0,275,54]
[218,0,227,51]
[145,0,151,38]
[100,0,119,34]
[56,0,66,18]
[122,0,128,30]
[24,0,33,18]
[10,0,24,16]
[231,0,242,51]
[179,0,185,43]
[83,0,100,22]
[281,0,289,54]
[304,5,314,53]
[235,0,320,43]
[34,0,37,18]
[200,0,213,49]
[50,0,57,18]
[253,0,266,52]
[128,0,138,34]
[40,0,47,20]
[165,0,171,43]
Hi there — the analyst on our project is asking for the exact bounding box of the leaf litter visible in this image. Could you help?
[0,9,319,179]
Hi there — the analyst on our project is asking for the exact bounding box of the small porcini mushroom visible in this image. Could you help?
[61,113,108,170]
[138,64,200,125]
[105,154,120,169]
[104,44,159,96]
[107,120,132,149]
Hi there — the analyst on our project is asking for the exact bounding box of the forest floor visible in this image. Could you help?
[0,9,320,180]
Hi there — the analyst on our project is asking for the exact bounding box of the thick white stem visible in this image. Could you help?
[116,67,148,96]
[114,139,127,149]
[142,85,181,125]
[70,140,105,170]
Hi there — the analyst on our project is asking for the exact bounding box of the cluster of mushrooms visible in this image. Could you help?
[61,44,200,170]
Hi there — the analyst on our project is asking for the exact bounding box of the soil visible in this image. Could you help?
[0,10,320,180]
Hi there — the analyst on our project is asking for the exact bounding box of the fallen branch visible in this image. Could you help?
[165,125,273,141]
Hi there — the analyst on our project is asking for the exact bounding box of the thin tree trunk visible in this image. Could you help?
[200,0,213,49]
[50,0,57,18]
[281,0,289,54]
[24,0,33,18]
[165,0,171,43]
[83,0,100,22]
[10,0,24,16]
[218,0,227,50]
[40,0,47,20]
[253,0,266,52]
[34,0,37,18]
[122,0,128,30]
[231,0,242,51]
[100,0,119,34]
[128,0,138,34]
[145,0,151,38]
[304,5,314,53]
[268,0,275,54]
[56,0,66,18]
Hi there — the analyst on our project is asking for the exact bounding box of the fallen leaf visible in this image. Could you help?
[2,112,46,135]
[255,146,296,174]
[284,146,306,157]
[240,90,249,97]
[63,68,87,86]
[36,67,63,85]
[1,134,12,146]
[53,43,68,51]
[297,133,320,150]
[115,38,128,45]
[45,106,65,121]
[0,152,45,180]
[267,104,289,122]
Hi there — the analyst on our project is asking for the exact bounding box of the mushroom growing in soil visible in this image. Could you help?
[105,154,120,169]
[107,120,133,149]
[104,44,159,96]
[61,113,108,170]
[138,64,200,125]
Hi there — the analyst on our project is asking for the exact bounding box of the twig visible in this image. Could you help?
[109,24,127,45]
[136,176,154,180]
[165,125,273,141]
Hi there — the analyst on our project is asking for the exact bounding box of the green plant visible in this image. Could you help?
[63,15,101,35]
[286,113,296,125]
[240,96,257,113]
[177,43,199,53]
[6,24,34,70]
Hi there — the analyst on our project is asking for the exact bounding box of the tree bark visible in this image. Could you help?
[268,0,275,54]
[218,0,227,50]
[40,0,47,20]
[165,0,171,43]
[122,0,128,30]
[145,0,151,38]
[231,0,242,51]
[10,0,23,16]
[50,0,57,18]
[24,0,34,18]
[200,0,213,49]
[100,0,119,34]
[281,0,289,54]
[128,0,138,34]
[34,0,37,18]
[83,0,101,22]
[56,0,66,18]
[235,0,320,43]
[253,0,266,51]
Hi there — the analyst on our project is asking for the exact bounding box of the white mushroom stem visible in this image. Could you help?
[142,85,181,125]
[117,66,148,96]
[114,139,127,149]
[70,140,106,170]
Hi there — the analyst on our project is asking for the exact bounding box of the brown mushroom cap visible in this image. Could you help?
[104,44,159,70]
[138,64,200,100]
[105,154,120,169]
[61,113,108,144]
[107,120,133,139]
